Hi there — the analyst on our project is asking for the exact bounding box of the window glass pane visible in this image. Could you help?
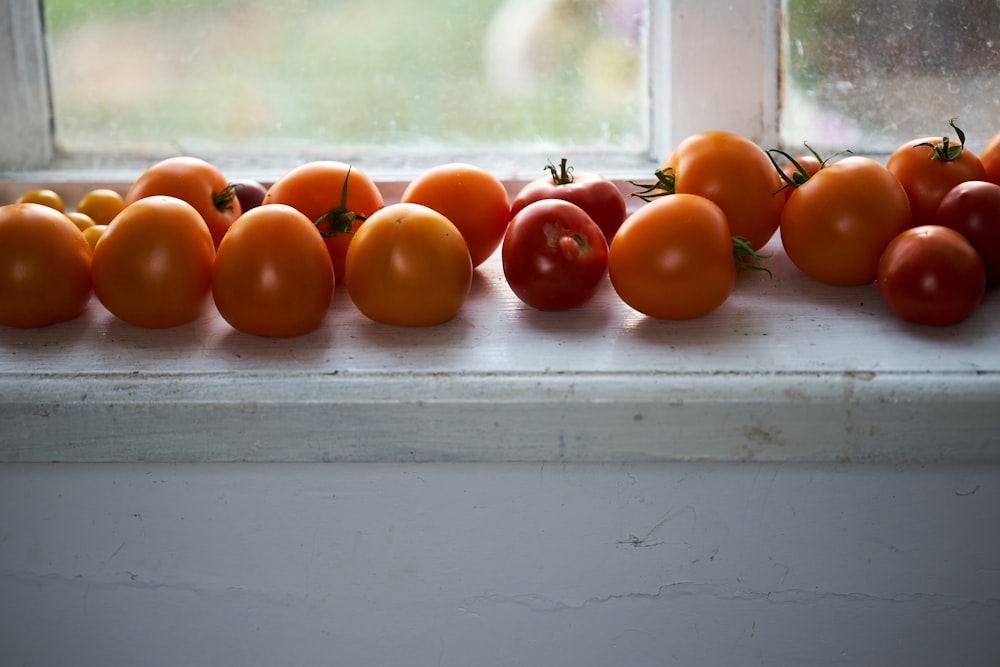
[782,0,1000,153]
[44,0,647,158]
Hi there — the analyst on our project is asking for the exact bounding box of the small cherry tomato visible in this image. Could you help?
[510,158,626,244]
[780,156,912,286]
[886,121,987,228]
[263,161,384,286]
[934,180,1000,286]
[401,163,511,267]
[609,194,736,320]
[982,129,1000,187]
[16,188,65,212]
[76,188,125,226]
[212,204,334,338]
[92,196,215,329]
[65,211,96,231]
[877,225,985,326]
[83,224,108,251]
[125,156,241,249]
[0,203,92,328]
[345,202,473,326]
[502,199,609,311]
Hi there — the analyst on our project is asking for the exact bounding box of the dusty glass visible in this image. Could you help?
[43,0,648,158]
[782,0,1000,154]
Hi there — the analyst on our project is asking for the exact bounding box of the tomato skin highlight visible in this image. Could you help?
[92,196,215,329]
[661,130,785,251]
[263,161,384,286]
[212,204,334,338]
[609,194,735,320]
[0,203,93,328]
[886,132,987,229]
[125,156,241,250]
[401,163,511,268]
[877,225,985,326]
[502,199,609,311]
[780,156,912,286]
[934,180,1000,286]
[510,159,626,244]
[345,203,473,327]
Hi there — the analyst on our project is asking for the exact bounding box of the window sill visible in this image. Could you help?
[1,218,997,464]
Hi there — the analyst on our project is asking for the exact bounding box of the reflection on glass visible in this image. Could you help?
[44,0,647,156]
[782,0,1000,153]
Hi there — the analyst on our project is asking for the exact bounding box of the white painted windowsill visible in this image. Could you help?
[1,189,997,464]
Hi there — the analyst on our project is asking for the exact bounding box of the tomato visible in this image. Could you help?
[638,131,785,251]
[345,203,472,326]
[82,225,107,251]
[780,156,912,286]
[92,196,215,329]
[212,204,333,338]
[76,188,125,226]
[65,211,96,231]
[263,161,384,286]
[510,158,626,243]
[877,225,985,326]
[982,129,1000,187]
[502,199,608,311]
[401,163,510,267]
[230,178,268,213]
[934,180,1000,286]
[886,121,987,228]
[609,194,736,320]
[125,156,241,249]
[16,188,65,212]
[0,203,92,328]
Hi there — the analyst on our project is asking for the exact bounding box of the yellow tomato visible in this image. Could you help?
[16,188,65,212]
[76,188,125,226]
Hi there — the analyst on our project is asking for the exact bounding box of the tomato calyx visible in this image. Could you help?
[732,236,772,277]
[544,158,577,185]
[315,165,368,236]
[213,183,238,213]
[557,233,587,261]
[629,168,676,202]
[767,143,850,195]
[914,119,968,162]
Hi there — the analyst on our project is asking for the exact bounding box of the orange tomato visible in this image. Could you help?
[76,188,125,226]
[657,130,785,251]
[345,202,473,326]
[400,163,510,267]
[92,196,215,328]
[125,156,241,249]
[0,202,92,328]
[212,204,334,338]
[609,194,735,320]
[263,161,384,285]
[982,129,1000,187]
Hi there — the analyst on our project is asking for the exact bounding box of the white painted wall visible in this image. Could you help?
[2,461,998,666]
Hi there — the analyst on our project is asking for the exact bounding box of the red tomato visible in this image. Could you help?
[502,199,608,311]
[934,180,1000,286]
[92,196,215,329]
[982,129,1000,187]
[212,204,334,337]
[345,203,473,326]
[877,225,985,326]
[230,178,268,212]
[640,131,785,251]
[125,156,241,249]
[510,158,626,243]
[263,161,384,286]
[780,156,912,286]
[886,121,987,228]
[400,163,511,267]
[0,203,92,328]
[609,194,735,320]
